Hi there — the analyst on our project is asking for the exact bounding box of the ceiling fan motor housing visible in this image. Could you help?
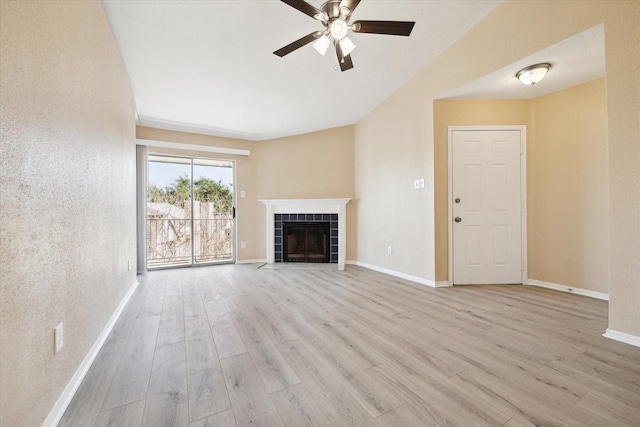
[321,0,351,21]
[321,0,352,40]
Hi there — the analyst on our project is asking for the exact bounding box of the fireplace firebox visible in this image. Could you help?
[282,222,329,262]
[274,213,338,264]
[283,222,330,263]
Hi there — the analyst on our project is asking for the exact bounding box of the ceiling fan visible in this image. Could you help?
[273,0,415,72]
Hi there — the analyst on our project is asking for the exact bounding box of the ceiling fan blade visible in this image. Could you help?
[281,0,324,20]
[273,32,319,57]
[352,20,416,36]
[335,42,354,72]
[340,54,354,72]
[339,0,361,15]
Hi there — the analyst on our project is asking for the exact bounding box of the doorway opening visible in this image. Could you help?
[146,155,235,269]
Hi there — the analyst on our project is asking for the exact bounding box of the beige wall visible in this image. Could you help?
[433,79,609,295]
[355,84,435,279]
[529,78,609,293]
[355,1,639,336]
[0,1,137,426]
[136,125,356,261]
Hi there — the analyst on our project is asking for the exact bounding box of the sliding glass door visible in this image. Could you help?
[147,155,234,269]
[192,159,234,264]
[147,156,191,267]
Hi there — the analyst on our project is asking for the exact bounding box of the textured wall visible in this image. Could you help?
[355,89,435,279]
[0,1,136,426]
[354,1,639,336]
[602,2,640,338]
[529,79,609,294]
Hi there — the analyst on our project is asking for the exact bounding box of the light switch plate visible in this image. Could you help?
[54,322,64,354]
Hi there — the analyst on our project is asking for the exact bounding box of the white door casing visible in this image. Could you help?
[448,127,526,285]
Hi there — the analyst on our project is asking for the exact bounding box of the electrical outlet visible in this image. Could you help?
[241,241,247,249]
[387,246,392,255]
[413,178,425,189]
[240,190,246,198]
[54,322,64,354]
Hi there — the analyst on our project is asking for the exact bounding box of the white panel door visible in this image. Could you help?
[452,130,522,284]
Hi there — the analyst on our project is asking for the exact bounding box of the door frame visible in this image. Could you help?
[447,125,528,286]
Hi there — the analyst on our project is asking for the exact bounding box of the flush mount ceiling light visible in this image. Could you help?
[516,63,551,85]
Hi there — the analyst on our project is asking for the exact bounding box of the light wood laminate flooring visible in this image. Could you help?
[60,264,640,426]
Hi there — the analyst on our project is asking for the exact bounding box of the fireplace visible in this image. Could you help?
[260,199,350,270]
[283,222,330,263]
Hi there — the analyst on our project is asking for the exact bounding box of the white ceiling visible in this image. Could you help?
[101,1,604,141]
[441,24,605,100]
[101,0,502,140]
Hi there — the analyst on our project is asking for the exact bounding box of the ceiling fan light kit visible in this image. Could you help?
[275,0,416,72]
[516,63,551,85]
[313,34,331,55]
[339,37,356,56]
[330,18,348,39]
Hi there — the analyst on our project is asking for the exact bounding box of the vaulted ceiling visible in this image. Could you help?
[102,1,604,141]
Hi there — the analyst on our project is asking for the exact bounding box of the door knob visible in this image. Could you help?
[454,217,462,223]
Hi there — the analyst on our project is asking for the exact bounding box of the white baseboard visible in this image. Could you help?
[236,259,268,265]
[43,279,140,427]
[603,328,640,348]
[525,279,609,301]
[346,261,449,288]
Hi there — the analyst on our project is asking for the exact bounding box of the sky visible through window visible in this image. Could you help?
[149,161,233,191]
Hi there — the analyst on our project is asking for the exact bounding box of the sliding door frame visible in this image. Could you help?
[143,153,236,270]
